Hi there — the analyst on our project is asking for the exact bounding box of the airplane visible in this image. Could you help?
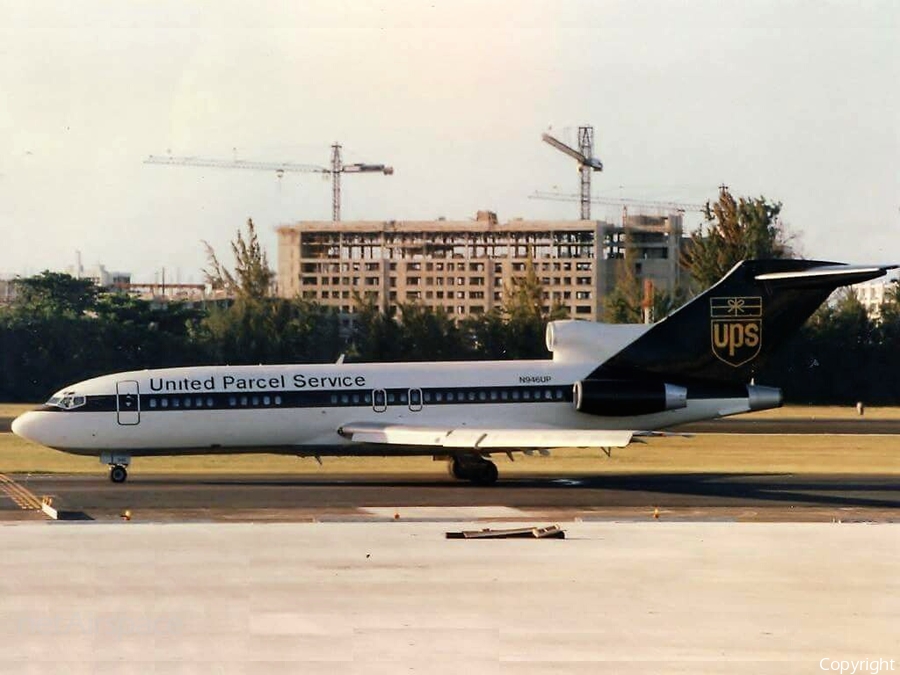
[11,259,895,485]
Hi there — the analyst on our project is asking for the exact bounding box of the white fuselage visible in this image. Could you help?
[12,358,764,458]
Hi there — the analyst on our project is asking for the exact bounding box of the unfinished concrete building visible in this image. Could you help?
[276,211,684,323]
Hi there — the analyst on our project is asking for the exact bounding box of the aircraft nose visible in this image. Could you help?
[11,412,43,444]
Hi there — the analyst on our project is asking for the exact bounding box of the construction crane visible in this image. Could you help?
[541,127,603,220]
[530,190,706,215]
[145,142,393,221]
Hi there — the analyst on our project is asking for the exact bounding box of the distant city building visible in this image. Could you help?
[277,211,685,324]
[122,282,210,303]
[0,278,17,305]
[851,279,893,319]
[67,262,132,289]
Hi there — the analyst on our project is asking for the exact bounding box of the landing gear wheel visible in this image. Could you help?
[109,465,128,484]
[470,461,499,486]
[449,457,467,480]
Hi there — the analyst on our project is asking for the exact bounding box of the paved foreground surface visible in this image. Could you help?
[2,472,898,523]
[0,521,896,673]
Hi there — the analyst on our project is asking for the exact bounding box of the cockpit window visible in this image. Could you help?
[47,392,86,410]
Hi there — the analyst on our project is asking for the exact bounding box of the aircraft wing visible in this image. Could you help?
[337,422,633,449]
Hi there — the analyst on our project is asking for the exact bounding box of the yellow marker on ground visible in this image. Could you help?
[0,473,43,510]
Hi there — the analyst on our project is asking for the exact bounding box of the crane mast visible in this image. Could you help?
[541,126,604,220]
[145,143,393,221]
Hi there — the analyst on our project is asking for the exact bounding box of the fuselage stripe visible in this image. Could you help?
[44,384,576,414]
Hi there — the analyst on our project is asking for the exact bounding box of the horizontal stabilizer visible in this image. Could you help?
[755,264,897,287]
[338,422,633,449]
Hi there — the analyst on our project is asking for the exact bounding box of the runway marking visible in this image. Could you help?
[0,474,44,510]
[361,506,527,519]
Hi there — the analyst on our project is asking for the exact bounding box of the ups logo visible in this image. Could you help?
[710,297,762,367]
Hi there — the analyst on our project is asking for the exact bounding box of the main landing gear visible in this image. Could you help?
[449,455,499,485]
[101,453,132,484]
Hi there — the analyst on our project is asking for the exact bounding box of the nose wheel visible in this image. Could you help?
[109,465,128,483]
[101,453,131,483]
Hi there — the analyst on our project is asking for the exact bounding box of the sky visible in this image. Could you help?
[1,0,897,283]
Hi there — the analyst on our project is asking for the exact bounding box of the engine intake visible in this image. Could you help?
[573,379,688,417]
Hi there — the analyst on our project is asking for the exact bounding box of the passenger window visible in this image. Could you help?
[263,396,271,405]
[184,397,192,408]
[512,391,520,401]
[240,396,248,407]
[251,396,260,406]
[435,392,443,402]
[275,396,282,405]
[555,390,563,400]
[330,394,338,404]
[490,391,498,401]
[364,393,372,404]
[172,398,180,408]
[229,397,237,407]
[446,392,454,402]
[195,397,203,407]
[478,391,487,401]
[388,393,396,404]
[523,390,531,400]
[545,390,553,400]
[149,399,157,409]
[160,398,169,408]
[399,392,408,404]
[467,391,476,401]
[501,391,509,401]
[352,394,360,404]
[340,394,349,404]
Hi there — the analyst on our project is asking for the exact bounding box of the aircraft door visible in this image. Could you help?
[408,388,423,412]
[372,389,387,413]
[116,380,140,425]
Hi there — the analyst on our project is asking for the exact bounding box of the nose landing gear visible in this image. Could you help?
[101,453,132,484]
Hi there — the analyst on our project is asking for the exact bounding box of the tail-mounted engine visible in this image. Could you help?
[573,379,688,417]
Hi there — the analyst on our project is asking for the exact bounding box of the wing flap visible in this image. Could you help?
[338,422,633,449]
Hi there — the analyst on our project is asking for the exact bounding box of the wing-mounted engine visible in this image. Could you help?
[573,379,688,417]
[546,320,652,364]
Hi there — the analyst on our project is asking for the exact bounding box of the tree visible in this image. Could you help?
[501,258,558,359]
[12,271,98,316]
[204,218,274,299]
[681,187,790,288]
[348,294,407,362]
[198,218,340,364]
[603,248,643,324]
[460,310,509,359]
[603,242,688,324]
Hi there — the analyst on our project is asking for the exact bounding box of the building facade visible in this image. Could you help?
[851,279,894,319]
[277,211,684,323]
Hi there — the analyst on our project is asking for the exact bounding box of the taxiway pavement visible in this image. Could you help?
[2,472,897,523]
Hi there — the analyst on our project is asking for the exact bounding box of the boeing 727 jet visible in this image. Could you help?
[12,259,895,484]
